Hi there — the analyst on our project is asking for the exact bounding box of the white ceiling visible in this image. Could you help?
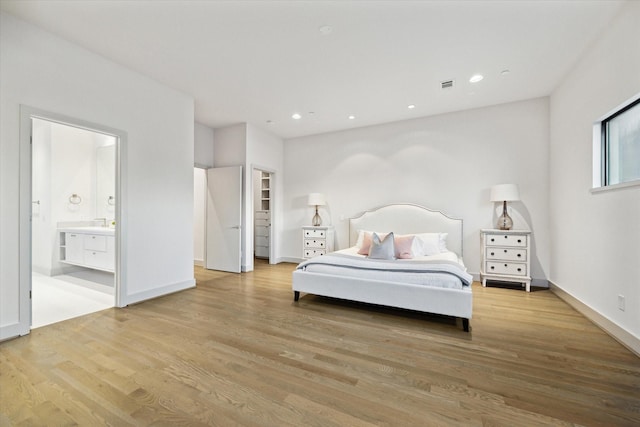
[0,0,626,139]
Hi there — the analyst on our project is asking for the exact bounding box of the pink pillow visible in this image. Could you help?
[394,235,415,259]
[357,232,373,255]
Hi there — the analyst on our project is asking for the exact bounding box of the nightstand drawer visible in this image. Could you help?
[304,249,326,258]
[304,239,326,249]
[486,248,527,261]
[486,234,527,247]
[486,261,527,276]
[304,229,326,239]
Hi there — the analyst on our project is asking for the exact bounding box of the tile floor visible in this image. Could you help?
[32,271,115,328]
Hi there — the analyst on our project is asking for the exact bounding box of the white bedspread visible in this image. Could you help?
[296,248,472,290]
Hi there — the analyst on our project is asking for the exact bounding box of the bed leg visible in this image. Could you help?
[294,291,300,302]
[462,318,470,332]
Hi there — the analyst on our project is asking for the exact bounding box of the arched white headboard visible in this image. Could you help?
[349,204,464,257]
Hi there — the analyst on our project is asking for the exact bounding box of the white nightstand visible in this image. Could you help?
[480,229,532,292]
[302,226,334,259]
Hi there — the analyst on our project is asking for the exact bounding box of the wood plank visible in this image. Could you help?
[0,262,638,426]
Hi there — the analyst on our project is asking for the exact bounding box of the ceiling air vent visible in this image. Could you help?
[440,79,454,90]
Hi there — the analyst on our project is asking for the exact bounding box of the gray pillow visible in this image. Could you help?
[368,232,396,260]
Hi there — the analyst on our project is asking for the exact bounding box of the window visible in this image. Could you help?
[593,95,640,190]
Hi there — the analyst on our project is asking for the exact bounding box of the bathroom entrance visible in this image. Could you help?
[29,113,120,328]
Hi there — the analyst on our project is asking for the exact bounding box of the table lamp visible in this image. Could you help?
[307,193,326,226]
[490,184,519,230]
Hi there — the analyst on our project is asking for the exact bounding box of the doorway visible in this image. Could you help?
[21,107,123,330]
[253,168,273,264]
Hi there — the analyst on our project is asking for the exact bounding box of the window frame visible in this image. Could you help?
[592,93,640,193]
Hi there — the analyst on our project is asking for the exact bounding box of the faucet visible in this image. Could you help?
[95,218,107,227]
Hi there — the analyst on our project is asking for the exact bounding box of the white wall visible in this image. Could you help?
[193,122,214,265]
[283,98,551,283]
[193,168,207,266]
[194,122,215,168]
[549,1,640,341]
[1,12,195,338]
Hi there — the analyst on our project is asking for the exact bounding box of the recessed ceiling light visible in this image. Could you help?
[319,25,333,35]
[501,69,511,76]
[469,74,484,83]
[292,113,302,120]
[348,115,355,120]
[266,120,273,124]
[408,104,416,109]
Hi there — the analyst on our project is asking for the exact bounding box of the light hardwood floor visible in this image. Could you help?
[1,260,639,426]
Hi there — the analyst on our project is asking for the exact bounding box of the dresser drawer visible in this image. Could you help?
[255,246,269,257]
[486,234,527,247]
[255,211,270,220]
[304,239,326,249]
[255,226,269,237]
[255,219,270,227]
[255,236,269,246]
[486,261,527,276]
[304,229,326,239]
[84,234,107,251]
[304,249,326,258]
[486,247,527,262]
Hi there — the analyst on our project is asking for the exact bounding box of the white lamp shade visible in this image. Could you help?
[307,193,326,206]
[490,184,520,202]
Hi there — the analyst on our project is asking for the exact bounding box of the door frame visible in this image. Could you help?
[251,164,276,265]
[19,106,127,334]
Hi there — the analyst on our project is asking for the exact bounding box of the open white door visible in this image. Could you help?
[206,166,242,273]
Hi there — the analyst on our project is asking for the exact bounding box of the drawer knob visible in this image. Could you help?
[490,252,495,256]
[517,254,522,258]
[517,268,522,272]
[490,238,495,242]
[504,264,508,267]
[490,266,495,270]
[504,236,508,239]
[504,249,507,253]
[517,239,522,243]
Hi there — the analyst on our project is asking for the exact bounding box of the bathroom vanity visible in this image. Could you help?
[59,227,115,272]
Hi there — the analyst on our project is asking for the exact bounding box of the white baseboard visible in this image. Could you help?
[549,281,639,357]
[121,279,196,307]
[280,256,304,264]
[194,259,204,267]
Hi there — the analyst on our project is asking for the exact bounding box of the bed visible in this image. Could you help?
[292,204,473,331]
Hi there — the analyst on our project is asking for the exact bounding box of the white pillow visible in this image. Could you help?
[413,233,448,256]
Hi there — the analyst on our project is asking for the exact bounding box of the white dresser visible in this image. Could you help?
[302,226,334,259]
[480,229,532,292]
[255,210,270,258]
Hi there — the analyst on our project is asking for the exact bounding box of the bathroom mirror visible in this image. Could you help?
[95,144,116,221]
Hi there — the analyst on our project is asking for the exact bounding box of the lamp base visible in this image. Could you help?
[312,207,322,226]
[497,201,513,230]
